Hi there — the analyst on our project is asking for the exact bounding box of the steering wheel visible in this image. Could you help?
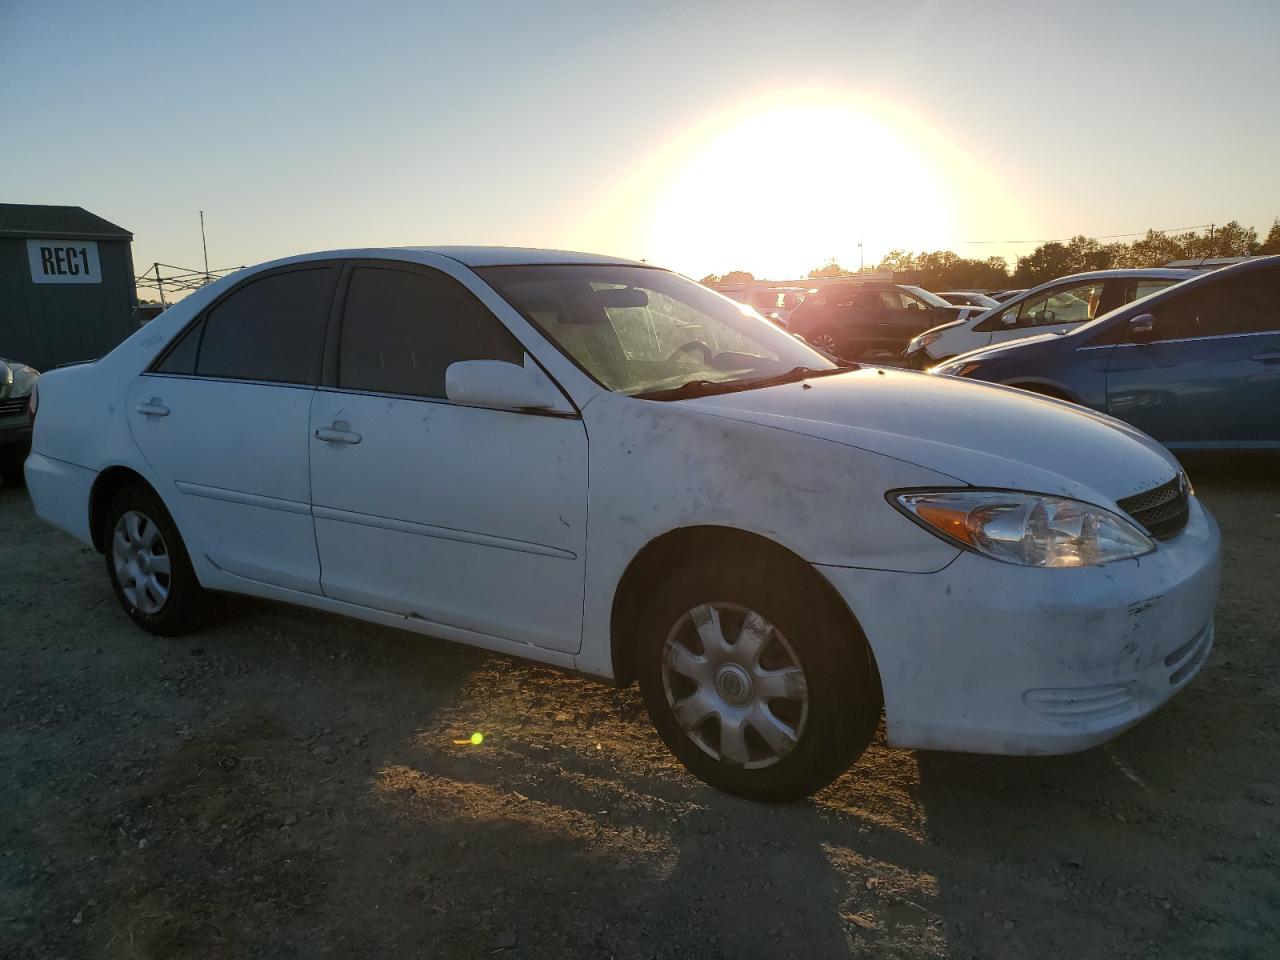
[665,341,713,364]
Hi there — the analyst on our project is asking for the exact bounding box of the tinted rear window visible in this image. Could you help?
[195,267,337,384]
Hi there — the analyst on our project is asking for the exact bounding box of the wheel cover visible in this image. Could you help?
[813,333,838,354]
[661,602,810,770]
[111,510,171,615]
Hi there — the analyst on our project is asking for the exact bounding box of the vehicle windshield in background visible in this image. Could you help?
[479,265,838,398]
[898,285,952,308]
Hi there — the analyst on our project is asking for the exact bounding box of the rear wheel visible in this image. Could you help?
[103,484,210,636]
[809,328,844,359]
[637,557,880,802]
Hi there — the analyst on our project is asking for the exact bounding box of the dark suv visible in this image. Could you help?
[786,282,959,361]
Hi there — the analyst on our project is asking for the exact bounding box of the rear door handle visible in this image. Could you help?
[314,421,362,444]
[1251,350,1280,363]
[135,399,169,417]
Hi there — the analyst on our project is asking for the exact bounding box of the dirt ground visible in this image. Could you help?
[1,454,1277,960]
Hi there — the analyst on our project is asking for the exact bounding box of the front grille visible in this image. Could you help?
[0,395,28,417]
[1118,474,1189,540]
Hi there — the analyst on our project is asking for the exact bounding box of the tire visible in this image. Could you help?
[103,483,210,636]
[636,555,880,802]
[808,328,845,360]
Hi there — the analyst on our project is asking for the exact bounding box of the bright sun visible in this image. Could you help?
[646,101,956,280]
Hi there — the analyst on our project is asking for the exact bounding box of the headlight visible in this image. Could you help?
[10,365,39,396]
[931,360,981,377]
[907,331,940,353]
[892,490,1154,567]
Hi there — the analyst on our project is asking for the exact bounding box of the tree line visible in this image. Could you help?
[702,218,1280,291]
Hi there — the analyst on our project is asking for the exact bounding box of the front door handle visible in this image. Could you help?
[135,399,169,417]
[314,421,362,444]
[1251,350,1280,364]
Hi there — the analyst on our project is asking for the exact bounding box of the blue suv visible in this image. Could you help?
[930,256,1280,449]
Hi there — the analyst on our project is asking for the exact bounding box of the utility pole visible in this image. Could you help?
[200,211,210,285]
[858,240,864,273]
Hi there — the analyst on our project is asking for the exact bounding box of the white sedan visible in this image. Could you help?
[24,247,1220,801]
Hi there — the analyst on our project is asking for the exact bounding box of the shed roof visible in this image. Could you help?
[0,203,132,241]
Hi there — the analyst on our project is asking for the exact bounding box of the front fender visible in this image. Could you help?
[572,392,962,679]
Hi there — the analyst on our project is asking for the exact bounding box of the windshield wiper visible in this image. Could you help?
[735,365,852,390]
[634,365,850,401]
[633,379,729,401]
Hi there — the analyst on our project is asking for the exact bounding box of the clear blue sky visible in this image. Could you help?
[3,0,1277,283]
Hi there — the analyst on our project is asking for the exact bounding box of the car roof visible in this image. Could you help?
[1028,267,1198,283]
[275,246,649,268]
[403,246,649,267]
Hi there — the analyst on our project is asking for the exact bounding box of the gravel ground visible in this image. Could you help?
[1,454,1277,959]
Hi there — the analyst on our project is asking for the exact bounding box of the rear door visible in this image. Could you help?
[127,263,338,593]
[1105,266,1280,445]
[307,261,589,653]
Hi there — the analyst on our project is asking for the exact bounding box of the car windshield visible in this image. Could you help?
[478,264,839,398]
[899,285,951,307]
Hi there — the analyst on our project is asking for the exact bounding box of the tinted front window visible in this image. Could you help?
[1151,268,1279,341]
[338,267,523,398]
[196,267,336,383]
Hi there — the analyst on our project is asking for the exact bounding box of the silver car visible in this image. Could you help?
[0,358,39,487]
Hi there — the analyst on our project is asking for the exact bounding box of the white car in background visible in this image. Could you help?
[25,247,1220,801]
[938,291,1001,310]
[904,268,1196,366]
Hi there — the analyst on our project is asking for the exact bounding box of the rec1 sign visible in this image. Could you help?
[26,239,102,284]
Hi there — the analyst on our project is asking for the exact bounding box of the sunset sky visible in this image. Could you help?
[3,0,1277,284]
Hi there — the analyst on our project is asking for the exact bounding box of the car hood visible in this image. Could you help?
[677,367,1180,507]
[917,317,968,338]
[936,331,1068,367]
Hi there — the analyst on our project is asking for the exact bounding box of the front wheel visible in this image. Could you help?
[636,559,880,802]
[103,484,210,636]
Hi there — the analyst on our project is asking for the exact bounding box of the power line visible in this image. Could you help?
[962,221,1213,244]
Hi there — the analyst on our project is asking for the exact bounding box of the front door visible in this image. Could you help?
[1106,265,1280,445]
[127,263,339,593]
[986,278,1109,348]
[308,262,589,653]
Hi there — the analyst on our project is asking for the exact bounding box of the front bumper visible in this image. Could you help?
[0,416,31,451]
[819,496,1221,755]
[900,348,931,370]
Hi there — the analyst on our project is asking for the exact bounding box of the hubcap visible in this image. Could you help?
[661,602,810,770]
[813,334,838,354]
[111,510,171,615]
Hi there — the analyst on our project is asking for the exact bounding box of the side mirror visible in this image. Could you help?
[1040,309,1056,324]
[1001,311,1018,326]
[1129,313,1155,340]
[445,359,566,412]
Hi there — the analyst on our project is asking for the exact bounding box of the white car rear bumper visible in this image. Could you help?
[819,496,1221,755]
[25,452,97,547]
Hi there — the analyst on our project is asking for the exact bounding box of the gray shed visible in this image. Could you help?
[0,203,139,371]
